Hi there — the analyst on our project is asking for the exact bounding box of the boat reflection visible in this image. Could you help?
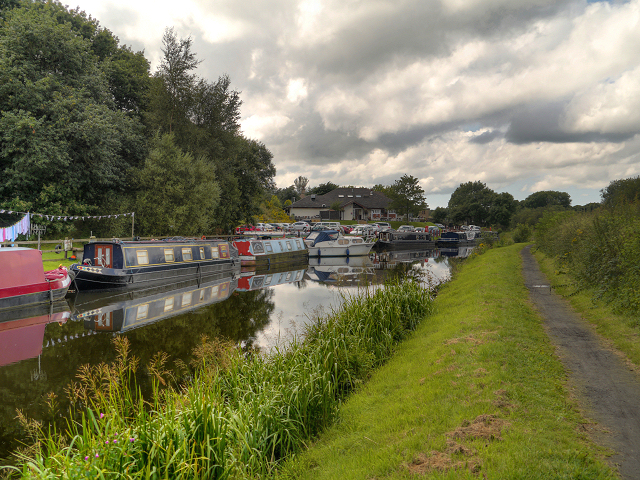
[238,265,306,291]
[439,246,475,258]
[0,304,71,367]
[371,248,440,269]
[307,256,376,284]
[70,271,237,333]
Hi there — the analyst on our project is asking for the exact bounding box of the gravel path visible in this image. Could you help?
[521,245,640,479]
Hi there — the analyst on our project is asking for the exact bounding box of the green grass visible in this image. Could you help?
[274,244,616,479]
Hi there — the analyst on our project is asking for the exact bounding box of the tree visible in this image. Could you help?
[600,176,640,207]
[134,134,220,236]
[308,181,339,196]
[294,176,309,197]
[388,175,427,220]
[257,195,291,223]
[275,185,297,205]
[447,181,517,227]
[522,191,571,209]
[431,207,448,224]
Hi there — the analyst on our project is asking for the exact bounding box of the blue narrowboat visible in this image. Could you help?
[70,238,239,291]
[374,230,435,250]
[436,231,479,247]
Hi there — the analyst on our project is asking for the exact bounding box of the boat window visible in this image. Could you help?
[164,249,174,262]
[296,239,302,248]
[164,297,174,312]
[136,304,149,320]
[182,292,192,306]
[328,233,339,240]
[286,241,292,250]
[199,289,205,302]
[265,243,273,253]
[295,271,302,281]
[353,238,362,243]
[338,239,349,245]
[211,285,219,296]
[264,275,273,285]
[136,250,149,265]
[182,248,193,261]
[286,272,292,281]
[211,247,219,258]
[199,247,205,259]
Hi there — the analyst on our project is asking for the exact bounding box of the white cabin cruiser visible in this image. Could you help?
[304,230,375,257]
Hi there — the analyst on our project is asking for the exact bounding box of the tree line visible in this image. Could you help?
[0,1,275,237]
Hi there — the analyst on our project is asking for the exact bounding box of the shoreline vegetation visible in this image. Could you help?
[5,241,633,478]
[3,279,434,478]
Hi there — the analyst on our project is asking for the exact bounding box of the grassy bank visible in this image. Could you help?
[4,280,434,478]
[275,244,616,479]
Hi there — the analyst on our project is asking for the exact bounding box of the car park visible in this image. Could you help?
[373,222,391,230]
[397,225,414,232]
[256,223,275,231]
[292,221,311,231]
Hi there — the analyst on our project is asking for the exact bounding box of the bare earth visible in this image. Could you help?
[522,246,640,480]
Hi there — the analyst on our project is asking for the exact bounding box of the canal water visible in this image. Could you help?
[0,247,470,461]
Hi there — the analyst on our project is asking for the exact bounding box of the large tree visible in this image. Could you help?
[522,190,571,209]
[134,134,220,236]
[308,181,339,196]
[388,174,427,220]
[447,181,516,227]
[0,3,146,223]
[600,176,640,207]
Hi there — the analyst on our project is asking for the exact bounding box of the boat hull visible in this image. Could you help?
[233,237,308,267]
[307,243,374,257]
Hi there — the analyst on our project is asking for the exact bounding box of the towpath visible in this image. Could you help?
[521,245,640,480]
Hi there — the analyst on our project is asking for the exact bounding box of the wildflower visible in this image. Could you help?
[84,456,89,461]
[113,439,117,443]
[130,438,135,442]
[95,453,99,458]
[100,413,104,419]
[106,441,109,445]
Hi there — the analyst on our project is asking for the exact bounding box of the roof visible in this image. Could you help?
[289,188,391,210]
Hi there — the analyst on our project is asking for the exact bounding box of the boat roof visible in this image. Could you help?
[0,247,34,252]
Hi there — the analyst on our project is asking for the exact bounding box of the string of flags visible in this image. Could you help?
[0,210,134,221]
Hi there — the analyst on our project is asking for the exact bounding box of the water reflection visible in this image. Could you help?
[0,248,465,460]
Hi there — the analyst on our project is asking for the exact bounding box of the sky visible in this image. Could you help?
[68,0,640,208]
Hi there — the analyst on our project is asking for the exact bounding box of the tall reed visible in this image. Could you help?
[4,278,434,479]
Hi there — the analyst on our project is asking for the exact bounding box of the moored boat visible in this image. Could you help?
[237,266,306,291]
[306,256,375,284]
[436,231,479,246]
[233,236,307,267]
[304,230,375,257]
[0,247,72,311]
[70,237,239,291]
[374,230,435,250]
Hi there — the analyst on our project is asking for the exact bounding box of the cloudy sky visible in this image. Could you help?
[69,0,640,207]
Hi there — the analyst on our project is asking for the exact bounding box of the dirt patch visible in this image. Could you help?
[405,414,508,476]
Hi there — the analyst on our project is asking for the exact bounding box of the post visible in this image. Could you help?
[131,212,135,239]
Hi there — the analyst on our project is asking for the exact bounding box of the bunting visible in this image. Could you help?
[0,210,134,221]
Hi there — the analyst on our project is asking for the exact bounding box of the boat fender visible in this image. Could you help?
[346,248,350,256]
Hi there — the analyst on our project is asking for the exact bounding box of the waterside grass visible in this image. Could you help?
[3,279,434,479]
[274,244,616,479]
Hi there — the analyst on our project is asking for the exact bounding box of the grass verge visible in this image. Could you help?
[274,244,617,479]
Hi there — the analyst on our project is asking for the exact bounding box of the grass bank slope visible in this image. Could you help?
[276,244,616,479]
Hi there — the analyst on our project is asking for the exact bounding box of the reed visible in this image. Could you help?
[3,278,434,479]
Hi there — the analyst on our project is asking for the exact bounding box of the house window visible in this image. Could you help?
[164,249,174,262]
[182,248,193,261]
[136,250,149,265]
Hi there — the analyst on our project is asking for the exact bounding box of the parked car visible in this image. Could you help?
[235,224,257,234]
[397,225,414,232]
[435,223,445,229]
[350,225,375,236]
[292,221,311,231]
[427,226,440,235]
[340,225,353,234]
[256,223,275,231]
[414,227,426,233]
[373,222,391,230]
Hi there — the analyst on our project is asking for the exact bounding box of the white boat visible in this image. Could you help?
[304,230,375,257]
[307,256,375,284]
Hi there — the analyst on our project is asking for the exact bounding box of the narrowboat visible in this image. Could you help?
[436,231,479,247]
[374,248,439,269]
[72,271,237,333]
[373,230,435,250]
[304,230,375,257]
[237,267,306,292]
[70,238,239,291]
[1,247,72,311]
[233,236,307,267]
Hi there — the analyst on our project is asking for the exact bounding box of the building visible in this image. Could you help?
[287,187,396,221]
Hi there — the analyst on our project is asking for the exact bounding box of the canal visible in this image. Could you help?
[0,247,469,461]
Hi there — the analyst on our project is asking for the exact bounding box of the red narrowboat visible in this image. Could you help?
[0,247,72,312]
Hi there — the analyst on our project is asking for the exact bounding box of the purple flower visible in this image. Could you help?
[113,439,117,443]
[95,453,99,458]
[84,456,88,461]
[100,413,104,419]
[105,441,109,445]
